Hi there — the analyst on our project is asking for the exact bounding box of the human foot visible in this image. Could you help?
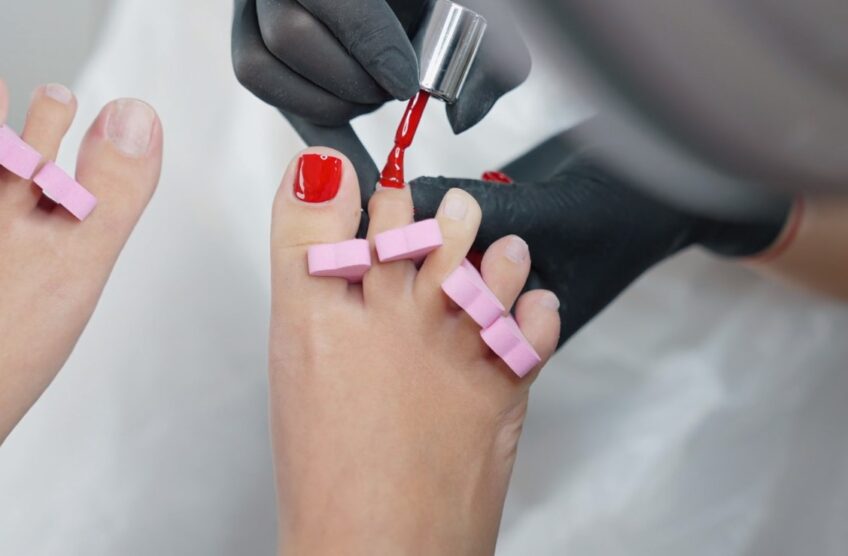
[270,148,561,555]
[0,82,163,441]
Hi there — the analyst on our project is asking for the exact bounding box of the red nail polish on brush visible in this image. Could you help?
[295,154,343,203]
[379,91,430,189]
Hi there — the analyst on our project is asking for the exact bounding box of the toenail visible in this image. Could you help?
[443,192,469,221]
[44,83,73,105]
[375,219,443,262]
[0,125,41,179]
[539,292,560,311]
[504,236,529,264]
[106,99,155,157]
[294,154,343,203]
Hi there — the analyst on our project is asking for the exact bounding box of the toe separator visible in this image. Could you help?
[32,162,98,221]
[308,239,372,283]
[0,125,42,180]
[375,219,443,263]
[441,259,505,328]
[442,259,539,378]
[481,316,541,378]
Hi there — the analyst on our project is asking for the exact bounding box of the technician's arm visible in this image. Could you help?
[749,197,848,300]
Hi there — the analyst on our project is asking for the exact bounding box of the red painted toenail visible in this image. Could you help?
[294,154,343,203]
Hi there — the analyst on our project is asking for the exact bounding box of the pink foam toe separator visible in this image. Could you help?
[441,259,505,328]
[0,125,42,179]
[375,219,443,262]
[481,316,542,378]
[308,239,372,283]
[32,162,98,221]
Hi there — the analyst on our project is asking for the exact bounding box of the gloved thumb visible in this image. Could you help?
[444,3,532,134]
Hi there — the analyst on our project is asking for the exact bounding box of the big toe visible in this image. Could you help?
[271,148,364,308]
[60,99,163,261]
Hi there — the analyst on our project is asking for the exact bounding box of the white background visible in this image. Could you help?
[2,1,848,555]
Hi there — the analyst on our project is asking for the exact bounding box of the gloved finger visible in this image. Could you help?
[445,4,531,133]
[256,0,388,105]
[286,113,380,208]
[296,0,420,100]
[409,177,547,249]
[232,0,379,126]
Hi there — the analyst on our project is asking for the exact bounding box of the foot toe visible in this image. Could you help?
[272,148,364,304]
[415,189,481,300]
[3,84,77,208]
[480,235,531,311]
[364,185,417,298]
[510,290,562,383]
[22,84,77,163]
[53,99,163,275]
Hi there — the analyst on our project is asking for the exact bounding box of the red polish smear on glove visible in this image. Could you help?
[481,171,514,184]
[379,91,430,189]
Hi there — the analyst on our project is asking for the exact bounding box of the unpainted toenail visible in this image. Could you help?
[539,292,561,311]
[106,99,155,158]
[504,236,529,264]
[44,83,73,105]
[443,193,468,221]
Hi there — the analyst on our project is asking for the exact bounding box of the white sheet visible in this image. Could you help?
[2,1,848,555]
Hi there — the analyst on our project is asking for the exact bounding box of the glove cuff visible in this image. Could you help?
[693,196,795,258]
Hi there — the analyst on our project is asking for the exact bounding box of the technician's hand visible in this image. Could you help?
[231,0,531,186]
[411,129,793,347]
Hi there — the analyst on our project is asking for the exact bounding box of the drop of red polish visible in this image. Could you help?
[481,171,514,184]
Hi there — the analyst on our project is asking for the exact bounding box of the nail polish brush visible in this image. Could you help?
[379,0,488,189]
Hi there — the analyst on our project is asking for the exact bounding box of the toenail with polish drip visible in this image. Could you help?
[481,316,541,378]
[0,125,42,179]
[33,162,98,221]
[308,239,372,283]
[441,259,505,328]
[295,154,343,203]
[375,219,443,262]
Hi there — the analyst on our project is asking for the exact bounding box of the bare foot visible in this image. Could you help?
[269,148,561,555]
[0,81,163,440]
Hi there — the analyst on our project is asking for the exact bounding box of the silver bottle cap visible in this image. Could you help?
[414,0,488,104]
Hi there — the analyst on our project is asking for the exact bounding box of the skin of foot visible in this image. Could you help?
[270,148,562,555]
[0,81,163,441]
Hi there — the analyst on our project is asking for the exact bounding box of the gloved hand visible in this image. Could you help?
[410,126,793,348]
[231,0,531,186]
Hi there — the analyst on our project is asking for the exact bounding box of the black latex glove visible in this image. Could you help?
[410,132,792,348]
[231,0,531,186]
